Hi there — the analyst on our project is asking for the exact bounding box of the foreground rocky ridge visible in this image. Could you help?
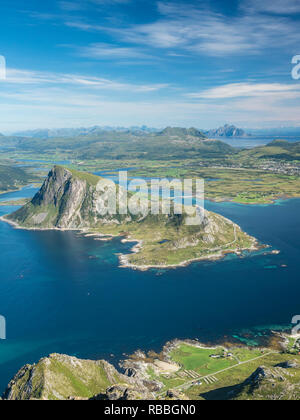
[2,353,153,401]
[2,336,300,401]
[2,166,259,269]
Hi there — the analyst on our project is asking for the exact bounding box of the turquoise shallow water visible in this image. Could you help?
[0,186,299,393]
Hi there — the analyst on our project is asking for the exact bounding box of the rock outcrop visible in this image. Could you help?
[207,124,248,138]
[2,353,132,401]
[2,353,159,401]
[234,364,300,400]
[6,166,130,229]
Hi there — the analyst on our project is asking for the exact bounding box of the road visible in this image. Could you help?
[156,351,276,397]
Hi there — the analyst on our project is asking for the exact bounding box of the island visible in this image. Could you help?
[1,166,260,270]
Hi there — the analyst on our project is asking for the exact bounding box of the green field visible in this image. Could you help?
[1,134,300,205]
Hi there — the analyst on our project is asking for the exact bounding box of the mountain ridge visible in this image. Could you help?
[207,124,249,138]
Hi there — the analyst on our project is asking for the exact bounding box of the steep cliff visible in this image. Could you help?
[6,166,130,229]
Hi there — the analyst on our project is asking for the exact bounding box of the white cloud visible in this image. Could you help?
[187,83,300,99]
[88,1,299,57]
[1,79,300,131]
[78,43,153,59]
[5,68,168,92]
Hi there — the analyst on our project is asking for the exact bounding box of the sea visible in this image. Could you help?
[0,182,299,392]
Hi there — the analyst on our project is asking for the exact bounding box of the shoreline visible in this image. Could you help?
[0,215,267,271]
[206,194,299,206]
[118,226,265,271]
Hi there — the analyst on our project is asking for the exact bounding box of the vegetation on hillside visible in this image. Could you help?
[0,164,34,193]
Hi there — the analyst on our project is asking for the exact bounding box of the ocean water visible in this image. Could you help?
[0,187,299,393]
[217,136,300,148]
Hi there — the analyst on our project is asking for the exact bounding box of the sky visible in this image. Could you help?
[0,0,300,131]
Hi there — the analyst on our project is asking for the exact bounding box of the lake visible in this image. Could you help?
[0,186,299,393]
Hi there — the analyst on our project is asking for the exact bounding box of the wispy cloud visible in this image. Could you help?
[78,42,153,60]
[58,0,130,10]
[241,0,300,14]
[5,68,168,92]
[83,1,299,57]
[187,83,300,99]
[1,86,300,131]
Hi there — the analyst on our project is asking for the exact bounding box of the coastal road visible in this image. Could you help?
[156,351,277,397]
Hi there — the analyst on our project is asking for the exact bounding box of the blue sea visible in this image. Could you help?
[218,135,300,148]
[0,185,299,393]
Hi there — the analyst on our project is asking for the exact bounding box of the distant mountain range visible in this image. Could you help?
[11,125,160,139]
[10,124,247,139]
[7,125,300,139]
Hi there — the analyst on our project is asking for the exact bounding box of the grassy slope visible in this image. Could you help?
[4,354,128,400]
[2,136,300,204]
[155,342,300,400]
[238,140,300,161]
[0,164,33,193]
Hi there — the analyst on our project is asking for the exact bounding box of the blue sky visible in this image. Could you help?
[0,0,300,131]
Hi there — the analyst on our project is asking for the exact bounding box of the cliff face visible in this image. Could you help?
[208,124,248,138]
[7,166,129,229]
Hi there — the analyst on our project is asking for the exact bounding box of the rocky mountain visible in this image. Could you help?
[233,363,300,400]
[5,166,129,229]
[3,166,258,268]
[207,124,248,138]
[3,341,300,401]
[2,353,153,400]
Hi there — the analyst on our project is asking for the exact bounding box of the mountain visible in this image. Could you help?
[3,341,300,400]
[238,140,300,161]
[159,127,207,138]
[0,165,34,193]
[2,353,153,400]
[0,128,236,160]
[12,126,160,139]
[207,124,249,138]
[3,166,258,269]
